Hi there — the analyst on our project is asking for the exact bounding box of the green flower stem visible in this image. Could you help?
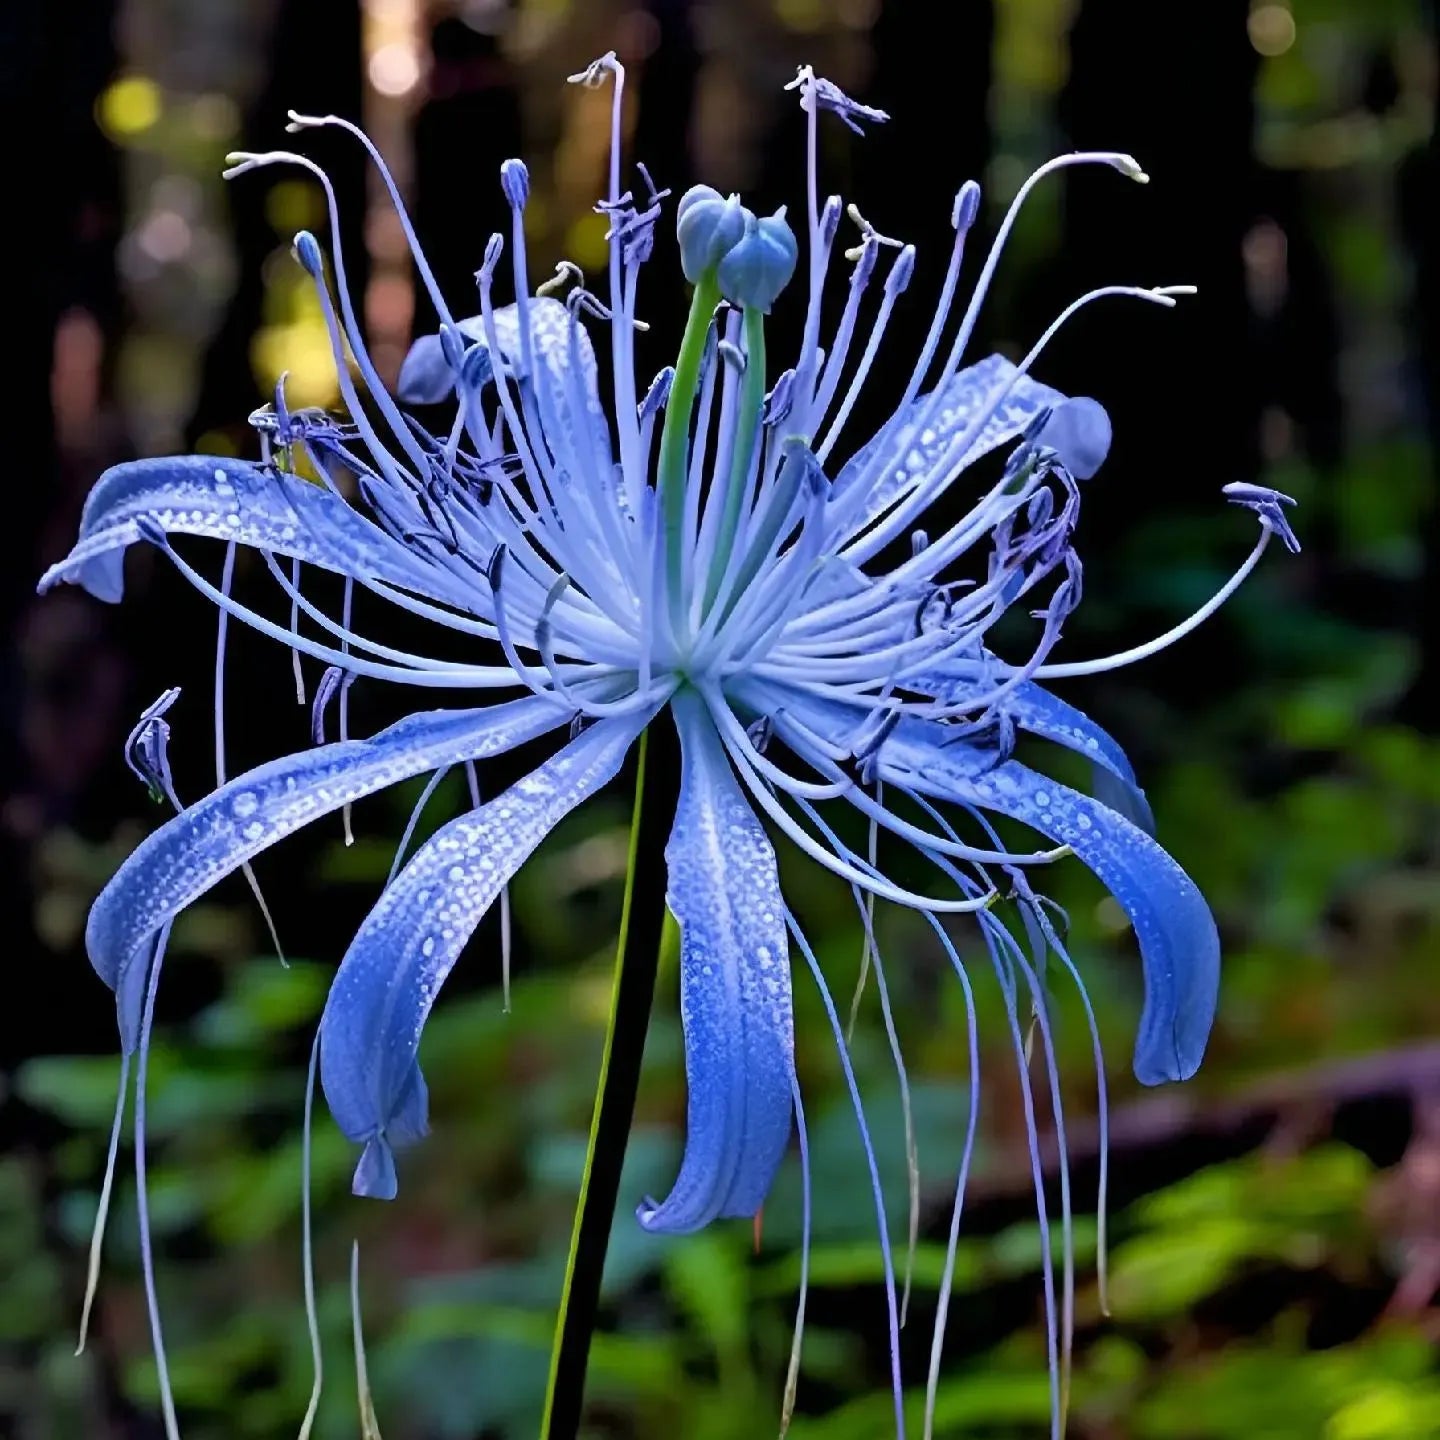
[659,272,721,628]
[539,717,679,1440]
[702,305,767,615]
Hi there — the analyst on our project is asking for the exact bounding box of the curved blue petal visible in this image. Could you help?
[1035,396,1111,480]
[89,696,565,1052]
[320,709,648,1199]
[886,746,1217,1087]
[398,299,611,472]
[396,334,468,405]
[37,455,439,603]
[1003,683,1151,829]
[637,691,794,1235]
[732,679,1214,1085]
[915,671,1155,835]
[835,354,1064,531]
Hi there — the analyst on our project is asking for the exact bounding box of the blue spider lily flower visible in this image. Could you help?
[41,55,1295,1438]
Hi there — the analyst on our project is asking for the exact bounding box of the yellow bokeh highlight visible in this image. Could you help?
[252,321,339,409]
[564,210,612,273]
[265,179,325,239]
[776,0,826,33]
[251,258,340,409]
[97,76,162,139]
[195,430,238,457]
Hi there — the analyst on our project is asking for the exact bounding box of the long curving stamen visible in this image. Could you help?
[1024,890,1111,1315]
[286,110,458,340]
[815,243,915,464]
[567,54,645,516]
[289,556,307,703]
[855,887,921,1329]
[840,286,1192,568]
[139,524,563,688]
[788,911,906,1440]
[75,1054,130,1356]
[779,1071,812,1438]
[807,211,896,439]
[134,927,181,1440]
[724,736,997,911]
[298,1032,323,1440]
[701,687,851,800]
[216,541,289,961]
[983,913,1063,1440]
[1034,524,1273,677]
[226,153,432,480]
[920,910,982,1440]
[820,177,979,503]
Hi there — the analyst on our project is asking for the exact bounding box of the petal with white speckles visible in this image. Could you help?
[89,696,565,1053]
[320,708,648,1199]
[637,690,794,1235]
[914,670,1156,834]
[398,300,612,476]
[37,455,442,603]
[890,751,1218,1088]
[834,354,1064,534]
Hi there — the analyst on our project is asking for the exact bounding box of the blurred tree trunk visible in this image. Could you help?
[185,0,366,447]
[1399,2,1440,732]
[411,14,522,335]
[858,0,994,331]
[0,0,122,1081]
[1050,0,1260,704]
[850,0,995,461]
[1055,0,1260,508]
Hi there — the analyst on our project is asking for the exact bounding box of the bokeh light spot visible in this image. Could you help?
[369,42,422,97]
[1248,3,1296,57]
[565,211,612,273]
[97,76,162,139]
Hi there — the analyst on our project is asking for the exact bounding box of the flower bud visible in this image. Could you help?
[677,185,747,283]
[717,208,798,314]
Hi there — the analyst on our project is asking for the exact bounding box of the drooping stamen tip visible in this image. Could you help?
[717,339,747,373]
[885,244,917,296]
[764,368,797,425]
[477,232,505,282]
[717,209,799,314]
[500,157,530,210]
[566,51,620,89]
[221,150,267,180]
[787,68,891,134]
[1222,482,1301,553]
[292,230,324,277]
[284,109,329,133]
[438,323,465,370]
[536,259,584,298]
[1111,154,1149,183]
[459,343,491,390]
[953,179,982,232]
[638,366,675,421]
[677,185,747,284]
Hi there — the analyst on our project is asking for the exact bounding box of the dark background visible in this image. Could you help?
[4,0,1440,1436]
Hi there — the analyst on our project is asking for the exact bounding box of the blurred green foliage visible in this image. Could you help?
[9,0,1440,1436]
